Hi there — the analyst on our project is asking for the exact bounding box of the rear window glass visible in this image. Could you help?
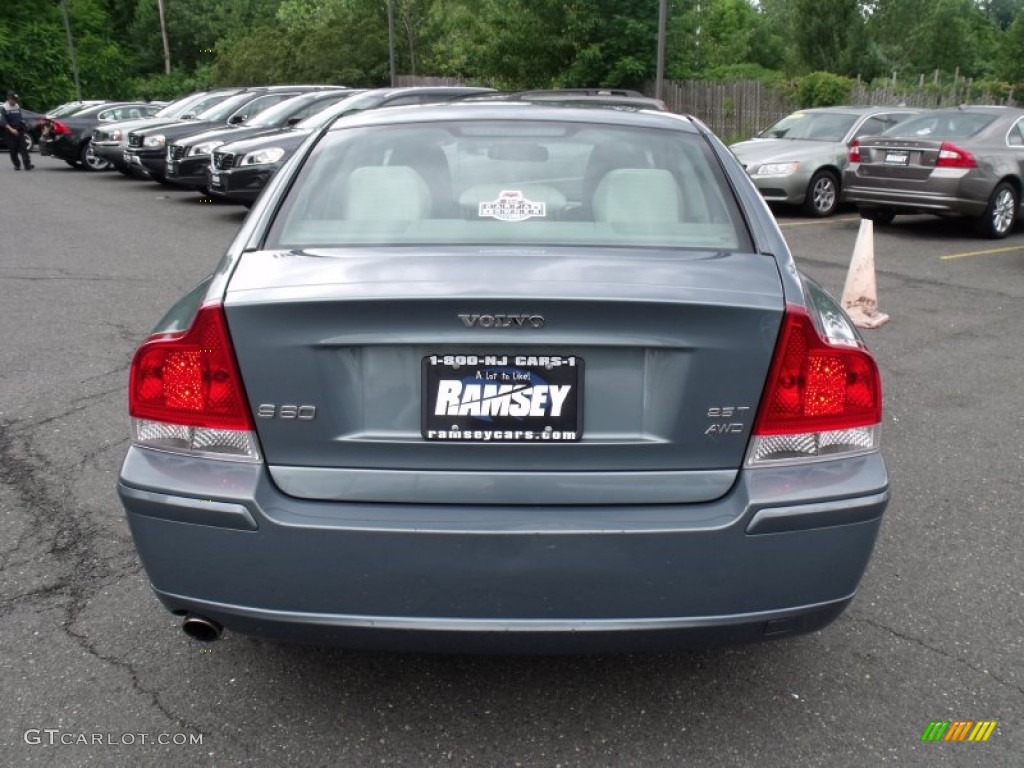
[883,112,997,139]
[267,120,750,251]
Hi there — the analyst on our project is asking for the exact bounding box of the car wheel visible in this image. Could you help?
[80,141,112,172]
[975,182,1017,239]
[859,207,896,226]
[802,170,840,217]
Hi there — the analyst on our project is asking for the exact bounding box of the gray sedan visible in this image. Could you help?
[843,105,1024,238]
[731,106,920,217]
[118,102,888,652]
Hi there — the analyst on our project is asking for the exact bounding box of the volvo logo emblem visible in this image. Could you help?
[459,313,545,328]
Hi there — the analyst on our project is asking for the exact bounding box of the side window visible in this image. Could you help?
[1008,120,1024,147]
[853,117,887,139]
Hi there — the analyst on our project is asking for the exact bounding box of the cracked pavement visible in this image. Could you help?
[0,157,1020,766]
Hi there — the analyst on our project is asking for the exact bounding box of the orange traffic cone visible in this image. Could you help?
[841,218,890,329]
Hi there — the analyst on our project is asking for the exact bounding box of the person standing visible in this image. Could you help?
[1,91,34,170]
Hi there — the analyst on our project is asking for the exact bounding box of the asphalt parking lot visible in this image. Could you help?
[1,155,1021,767]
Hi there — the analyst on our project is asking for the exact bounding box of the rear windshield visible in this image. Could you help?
[267,120,750,251]
[882,111,997,139]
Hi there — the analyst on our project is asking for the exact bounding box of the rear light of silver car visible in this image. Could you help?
[936,142,977,168]
[846,140,861,163]
[746,306,881,466]
[129,304,261,462]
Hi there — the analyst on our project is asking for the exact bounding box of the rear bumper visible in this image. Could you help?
[842,170,988,217]
[119,447,888,651]
[41,136,79,162]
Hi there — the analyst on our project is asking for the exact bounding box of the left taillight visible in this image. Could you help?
[847,139,861,163]
[129,304,260,461]
[746,305,882,466]
[49,120,72,135]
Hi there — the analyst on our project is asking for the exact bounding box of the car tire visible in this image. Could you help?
[80,141,112,172]
[802,170,840,217]
[859,207,896,226]
[974,182,1017,239]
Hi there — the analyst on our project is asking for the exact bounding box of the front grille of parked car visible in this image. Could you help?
[214,152,235,170]
[169,145,186,161]
[128,134,142,148]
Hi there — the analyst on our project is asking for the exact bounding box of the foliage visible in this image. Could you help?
[794,72,855,107]
[131,66,214,101]
[3,0,1024,110]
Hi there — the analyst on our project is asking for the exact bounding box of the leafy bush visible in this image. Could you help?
[131,66,214,102]
[795,71,855,106]
[703,64,786,85]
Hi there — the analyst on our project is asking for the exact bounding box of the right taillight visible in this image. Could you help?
[746,306,881,466]
[49,120,72,135]
[936,142,976,168]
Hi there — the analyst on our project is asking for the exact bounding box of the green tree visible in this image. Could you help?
[791,0,864,75]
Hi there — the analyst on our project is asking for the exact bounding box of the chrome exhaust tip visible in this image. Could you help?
[181,614,223,642]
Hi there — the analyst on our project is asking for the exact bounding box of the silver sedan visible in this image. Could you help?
[843,106,1024,238]
[731,106,920,217]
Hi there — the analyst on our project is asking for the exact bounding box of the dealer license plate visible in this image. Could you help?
[884,151,910,165]
[422,354,582,442]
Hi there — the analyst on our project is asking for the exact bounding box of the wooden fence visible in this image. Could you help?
[396,75,1018,142]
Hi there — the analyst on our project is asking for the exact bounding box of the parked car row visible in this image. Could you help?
[730,104,1024,238]
[75,86,495,205]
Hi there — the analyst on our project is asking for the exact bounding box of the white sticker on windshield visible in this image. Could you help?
[478,190,546,222]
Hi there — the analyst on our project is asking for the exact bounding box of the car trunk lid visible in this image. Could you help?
[224,247,784,503]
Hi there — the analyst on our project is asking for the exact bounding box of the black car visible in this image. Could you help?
[125,86,341,184]
[40,102,163,170]
[165,89,353,192]
[208,87,493,205]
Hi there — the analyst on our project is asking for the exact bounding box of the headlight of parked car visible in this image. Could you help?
[110,130,122,142]
[754,162,800,177]
[189,141,223,157]
[144,134,166,148]
[241,147,285,166]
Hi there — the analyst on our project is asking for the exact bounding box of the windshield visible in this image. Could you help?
[156,93,215,119]
[246,92,345,128]
[295,92,379,130]
[759,112,859,141]
[882,112,997,139]
[268,120,750,252]
[195,92,260,122]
